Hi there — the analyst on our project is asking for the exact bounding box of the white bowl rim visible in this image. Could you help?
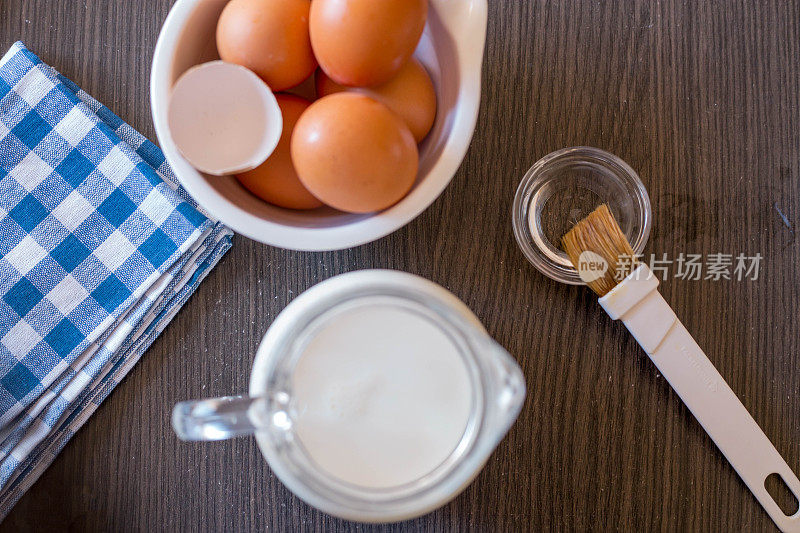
[151,0,488,251]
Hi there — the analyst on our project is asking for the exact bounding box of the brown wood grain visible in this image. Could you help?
[2,0,800,530]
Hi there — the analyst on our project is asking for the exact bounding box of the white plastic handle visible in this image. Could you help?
[600,264,800,532]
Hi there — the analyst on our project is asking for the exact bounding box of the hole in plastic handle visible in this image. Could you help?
[765,473,800,516]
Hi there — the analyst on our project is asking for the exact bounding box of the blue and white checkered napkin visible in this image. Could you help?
[0,41,233,516]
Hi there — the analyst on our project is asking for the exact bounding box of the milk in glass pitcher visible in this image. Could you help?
[172,270,525,522]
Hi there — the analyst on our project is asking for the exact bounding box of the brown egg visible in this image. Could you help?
[309,0,428,87]
[216,0,316,91]
[291,93,418,213]
[236,95,323,210]
[315,59,436,142]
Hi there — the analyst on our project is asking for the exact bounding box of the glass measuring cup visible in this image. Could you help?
[172,270,526,522]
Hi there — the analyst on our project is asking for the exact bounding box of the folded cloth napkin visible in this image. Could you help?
[0,41,233,517]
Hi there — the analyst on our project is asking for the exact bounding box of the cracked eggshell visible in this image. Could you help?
[168,60,282,176]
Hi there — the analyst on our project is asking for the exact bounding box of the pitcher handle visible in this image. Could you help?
[172,393,290,441]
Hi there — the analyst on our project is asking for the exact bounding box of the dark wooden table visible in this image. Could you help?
[2,0,799,531]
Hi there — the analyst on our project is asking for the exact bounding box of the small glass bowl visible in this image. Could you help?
[512,147,652,285]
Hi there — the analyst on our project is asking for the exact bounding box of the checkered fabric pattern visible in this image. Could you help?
[0,41,233,517]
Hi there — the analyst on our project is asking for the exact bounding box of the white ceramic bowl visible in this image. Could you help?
[151,0,487,251]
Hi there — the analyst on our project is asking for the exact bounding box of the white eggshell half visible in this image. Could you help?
[167,60,282,176]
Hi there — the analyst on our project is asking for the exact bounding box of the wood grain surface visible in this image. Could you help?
[2,0,800,531]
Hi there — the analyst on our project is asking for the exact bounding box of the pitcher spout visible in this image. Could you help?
[478,335,526,433]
